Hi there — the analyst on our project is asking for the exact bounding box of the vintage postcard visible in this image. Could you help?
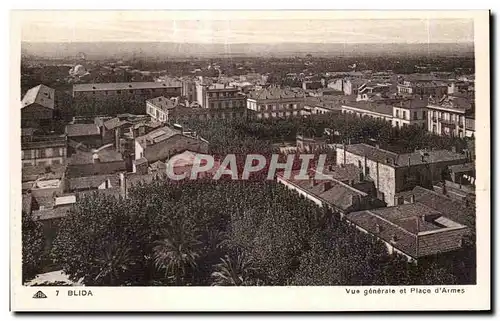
[10,10,490,312]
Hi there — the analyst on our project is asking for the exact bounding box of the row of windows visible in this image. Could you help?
[178,112,246,121]
[395,110,427,121]
[209,100,245,109]
[259,104,299,111]
[22,148,65,160]
[208,91,238,98]
[256,111,300,118]
[76,88,180,96]
[429,110,465,123]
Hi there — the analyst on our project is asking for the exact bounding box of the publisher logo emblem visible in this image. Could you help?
[32,291,47,299]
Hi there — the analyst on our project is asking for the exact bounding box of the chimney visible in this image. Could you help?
[390,234,398,243]
[323,181,332,192]
[375,144,380,149]
[119,172,127,199]
[375,224,381,233]
[410,194,416,204]
[420,215,426,223]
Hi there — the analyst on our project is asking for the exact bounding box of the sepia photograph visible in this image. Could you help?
[10,10,490,312]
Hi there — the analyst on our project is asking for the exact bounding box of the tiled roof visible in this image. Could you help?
[409,186,475,228]
[21,84,55,110]
[135,126,181,148]
[66,124,100,137]
[73,81,182,92]
[248,87,305,100]
[103,118,128,130]
[347,203,469,258]
[341,101,393,116]
[68,174,119,191]
[343,144,469,167]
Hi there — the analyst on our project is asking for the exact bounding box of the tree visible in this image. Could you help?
[153,227,200,286]
[211,250,257,286]
[51,194,148,285]
[22,211,45,283]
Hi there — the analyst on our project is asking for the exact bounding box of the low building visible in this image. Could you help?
[66,123,102,148]
[133,125,209,173]
[336,143,470,206]
[72,81,182,100]
[277,165,384,215]
[146,96,176,123]
[347,201,470,262]
[247,87,306,119]
[21,134,67,168]
[66,144,126,178]
[341,101,393,122]
[21,84,55,128]
[397,80,448,97]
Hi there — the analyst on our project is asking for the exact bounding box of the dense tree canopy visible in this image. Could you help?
[22,210,45,283]
[51,180,475,286]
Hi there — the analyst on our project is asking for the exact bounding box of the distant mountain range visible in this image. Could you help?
[21,42,474,59]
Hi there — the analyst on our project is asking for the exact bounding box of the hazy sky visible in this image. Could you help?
[19,12,474,44]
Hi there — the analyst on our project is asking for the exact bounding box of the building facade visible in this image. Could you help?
[426,97,471,137]
[391,98,429,129]
[21,84,55,128]
[341,101,393,122]
[22,135,67,168]
[336,143,470,206]
[247,87,306,119]
[72,81,182,100]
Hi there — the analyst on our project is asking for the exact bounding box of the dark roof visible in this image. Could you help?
[343,144,469,167]
[103,118,128,130]
[409,186,475,228]
[73,81,181,92]
[22,164,66,182]
[449,162,475,173]
[394,97,430,109]
[279,171,367,212]
[66,124,100,137]
[68,174,119,191]
[21,84,55,110]
[342,101,393,116]
[135,126,181,148]
[347,203,469,258]
[76,187,122,200]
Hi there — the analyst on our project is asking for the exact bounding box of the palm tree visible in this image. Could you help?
[211,251,256,286]
[93,240,135,286]
[153,230,199,286]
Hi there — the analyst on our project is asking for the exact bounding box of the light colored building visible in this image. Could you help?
[397,80,448,97]
[392,97,429,129]
[340,101,393,122]
[426,96,472,138]
[22,135,67,168]
[247,87,306,119]
[133,125,209,173]
[146,96,176,123]
[336,143,470,206]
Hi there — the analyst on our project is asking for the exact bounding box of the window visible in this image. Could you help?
[358,160,362,168]
[210,103,214,109]
[225,101,230,108]
[402,111,406,120]
[117,90,121,94]
[218,103,222,109]
[413,111,418,120]
[423,110,426,119]
[396,110,400,118]
[366,166,370,176]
